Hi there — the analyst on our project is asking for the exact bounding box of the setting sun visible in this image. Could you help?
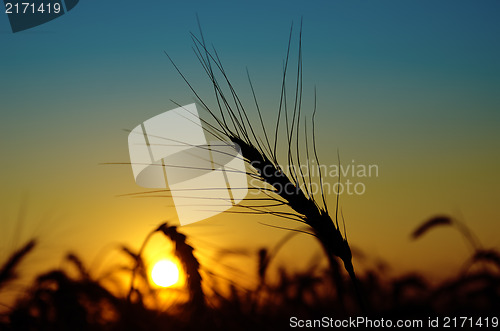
[151,260,180,287]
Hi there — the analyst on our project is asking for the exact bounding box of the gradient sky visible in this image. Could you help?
[1,0,499,286]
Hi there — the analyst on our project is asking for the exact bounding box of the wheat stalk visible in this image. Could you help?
[0,239,36,292]
[157,223,204,310]
[128,223,204,311]
[164,19,364,311]
[411,215,481,251]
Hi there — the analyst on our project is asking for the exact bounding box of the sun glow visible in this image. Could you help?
[151,260,180,287]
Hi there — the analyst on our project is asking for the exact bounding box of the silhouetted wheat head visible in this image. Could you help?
[128,223,204,311]
[413,215,500,274]
[0,239,36,292]
[164,19,364,310]
[157,223,204,310]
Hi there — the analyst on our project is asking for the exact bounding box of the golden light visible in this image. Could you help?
[151,260,180,287]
